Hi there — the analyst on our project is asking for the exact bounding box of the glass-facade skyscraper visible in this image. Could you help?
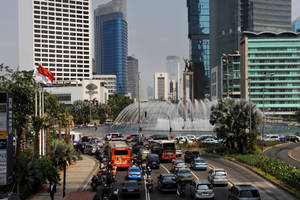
[94,0,128,94]
[187,0,210,96]
[293,17,300,32]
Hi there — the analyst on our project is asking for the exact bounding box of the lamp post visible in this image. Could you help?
[262,73,275,150]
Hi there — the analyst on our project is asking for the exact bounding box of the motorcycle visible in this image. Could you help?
[176,182,185,197]
[91,176,102,191]
[146,176,153,192]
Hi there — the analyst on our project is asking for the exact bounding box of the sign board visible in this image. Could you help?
[0,93,13,185]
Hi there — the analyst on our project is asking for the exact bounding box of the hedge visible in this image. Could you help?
[235,154,300,190]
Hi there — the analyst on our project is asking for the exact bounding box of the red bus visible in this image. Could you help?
[151,140,176,161]
[105,141,131,168]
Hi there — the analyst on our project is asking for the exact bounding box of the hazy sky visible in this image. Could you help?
[1,0,300,97]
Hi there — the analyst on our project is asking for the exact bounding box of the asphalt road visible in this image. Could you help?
[87,154,297,200]
[264,142,300,168]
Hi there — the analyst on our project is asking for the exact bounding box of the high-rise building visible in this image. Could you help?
[127,56,138,100]
[293,17,300,33]
[210,0,291,99]
[166,56,181,100]
[187,0,210,96]
[147,86,153,99]
[94,0,128,94]
[154,73,169,101]
[18,0,92,81]
[240,32,300,116]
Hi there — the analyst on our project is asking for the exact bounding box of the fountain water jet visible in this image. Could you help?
[114,99,217,131]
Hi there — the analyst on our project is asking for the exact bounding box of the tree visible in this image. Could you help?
[210,97,262,153]
[294,108,300,122]
[30,114,48,157]
[0,65,35,196]
[70,100,90,124]
[107,93,133,120]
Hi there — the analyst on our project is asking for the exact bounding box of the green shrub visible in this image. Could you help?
[236,154,300,190]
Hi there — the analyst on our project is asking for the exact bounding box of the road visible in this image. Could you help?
[88,154,297,200]
[264,142,300,168]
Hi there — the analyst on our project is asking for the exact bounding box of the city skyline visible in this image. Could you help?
[1,0,300,98]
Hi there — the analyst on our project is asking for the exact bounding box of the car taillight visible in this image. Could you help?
[212,189,214,193]
[122,187,126,192]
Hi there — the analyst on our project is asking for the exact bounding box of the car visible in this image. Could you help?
[157,174,177,192]
[184,150,200,163]
[228,184,261,200]
[127,165,142,180]
[146,154,160,169]
[186,135,197,141]
[171,160,187,172]
[285,135,300,142]
[295,132,300,137]
[190,180,215,200]
[208,168,228,186]
[202,138,219,143]
[152,135,169,140]
[175,167,193,183]
[197,135,213,141]
[104,133,123,141]
[176,146,183,157]
[262,134,280,141]
[190,157,207,170]
[121,180,140,197]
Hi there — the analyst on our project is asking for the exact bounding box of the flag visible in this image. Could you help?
[33,65,55,85]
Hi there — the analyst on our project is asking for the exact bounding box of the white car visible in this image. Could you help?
[262,134,280,141]
[186,135,196,141]
[176,146,183,157]
[208,168,228,185]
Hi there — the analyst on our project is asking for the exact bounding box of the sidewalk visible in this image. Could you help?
[27,155,98,200]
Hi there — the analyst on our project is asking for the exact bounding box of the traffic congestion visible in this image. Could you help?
[75,133,262,200]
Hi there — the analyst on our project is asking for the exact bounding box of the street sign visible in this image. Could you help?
[0,131,7,138]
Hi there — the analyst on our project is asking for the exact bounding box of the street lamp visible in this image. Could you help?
[262,73,275,150]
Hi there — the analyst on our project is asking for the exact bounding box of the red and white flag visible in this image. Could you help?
[33,64,55,85]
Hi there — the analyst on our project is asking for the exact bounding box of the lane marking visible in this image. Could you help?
[161,164,170,173]
[190,170,199,180]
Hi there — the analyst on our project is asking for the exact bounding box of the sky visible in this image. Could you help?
[0,0,300,97]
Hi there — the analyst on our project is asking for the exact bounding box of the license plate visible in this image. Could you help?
[184,176,188,178]
[203,193,208,195]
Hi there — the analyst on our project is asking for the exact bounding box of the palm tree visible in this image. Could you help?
[31,114,47,157]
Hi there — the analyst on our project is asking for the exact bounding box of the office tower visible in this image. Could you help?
[127,56,138,99]
[166,56,181,99]
[240,32,300,116]
[187,0,210,96]
[147,86,153,99]
[94,0,128,94]
[293,17,300,32]
[210,0,291,99]
[154,73,169,101]
[19,0,92,81]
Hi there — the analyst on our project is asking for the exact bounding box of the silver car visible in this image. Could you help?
[208,168,228,186]
[190,180,215,200]
[228,184,261,200]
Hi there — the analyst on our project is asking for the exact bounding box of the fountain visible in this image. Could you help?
[114,99,217,132]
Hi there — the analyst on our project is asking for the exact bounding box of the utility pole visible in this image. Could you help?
[137,72,142,133]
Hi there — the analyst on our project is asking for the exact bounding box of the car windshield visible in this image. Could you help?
[179,169,191,174]
[129,168,140,172]
[240,190,260,197]
[195,159,204,163]
[215,171,226,176]
[197,184,212,190]
[163,176,176,182]
[114,150,128,155]
[176,163,185,167]
[125,182,138,187]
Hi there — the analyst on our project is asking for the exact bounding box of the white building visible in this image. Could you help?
[45,80,108,105]
[154,73,169,101]
[93,74,117,96]
[18,0,92,81]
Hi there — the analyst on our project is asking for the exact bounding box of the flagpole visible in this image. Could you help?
[39,83,42,156]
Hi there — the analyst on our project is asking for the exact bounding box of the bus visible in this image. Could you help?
[104,141,131,168]
[151,140,176,161]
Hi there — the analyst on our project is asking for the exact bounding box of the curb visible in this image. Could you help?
[226,157,300,199]
[79,155,99,191]
[288,145,300,162]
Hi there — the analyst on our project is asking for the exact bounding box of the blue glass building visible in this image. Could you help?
[293,17,300,32]
[187,0,210,96]
[94,0,128,94]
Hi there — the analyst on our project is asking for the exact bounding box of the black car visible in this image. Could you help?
[152,135,169,140]
[157,174,177,192]
[121,180,140,197]
[228,184,261,200]
[184,150,200,163]
[285,135,300,142]
[146,154,160,169]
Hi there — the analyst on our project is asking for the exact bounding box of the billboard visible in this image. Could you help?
[0,92,13,185]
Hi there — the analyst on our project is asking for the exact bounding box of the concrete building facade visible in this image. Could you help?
[93,74,116,96]
[18,0,92,81]
[154,73,169,101]
[240,32,300,116]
